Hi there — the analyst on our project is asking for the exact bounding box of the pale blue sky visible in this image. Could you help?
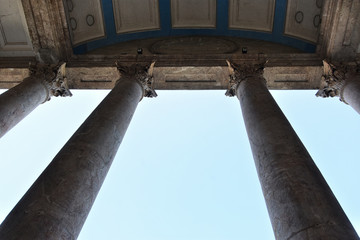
[0,89,359,239]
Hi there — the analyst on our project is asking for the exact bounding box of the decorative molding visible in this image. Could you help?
[66,0,105,45]
[66,0,74,12]
[295,11,304,24]
[112,0,160,34]
[229,0,275,32]
[70,18,77,30]
[171,0,216,28]
[313,14,321,28]
[316,0,323,9]
[116,62,157,98]
[86,15,95,26]
[284,0,322,43]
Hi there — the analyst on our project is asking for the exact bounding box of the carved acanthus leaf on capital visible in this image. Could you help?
[225,60,265,97]
[316,61,347,100]
[29,62,72,101]
[116,61,157,98]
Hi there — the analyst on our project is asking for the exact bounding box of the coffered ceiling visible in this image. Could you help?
[63,0,322,54]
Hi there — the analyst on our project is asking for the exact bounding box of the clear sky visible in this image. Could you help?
[0,89,359,239]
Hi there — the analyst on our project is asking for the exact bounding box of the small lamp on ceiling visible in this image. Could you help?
[242,47,248,54]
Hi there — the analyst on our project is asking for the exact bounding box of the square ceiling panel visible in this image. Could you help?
[229,0,275,32]
[113,0,160,34]
[171,0,216,28]
[66,0,105,45]
[0,0,33,56]
[284,0,322,43]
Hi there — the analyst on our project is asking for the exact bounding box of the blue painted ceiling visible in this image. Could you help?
[71,0,318,54]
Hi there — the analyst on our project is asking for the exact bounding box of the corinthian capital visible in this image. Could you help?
[30,62,72,101]
[316,61,347,99]
[225,60,265,97]
[116,61,157,98]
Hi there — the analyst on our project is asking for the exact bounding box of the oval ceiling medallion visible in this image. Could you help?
[313,15,321,28]
[150,37,238,54]
[70,18,77,30]
[295,11,304,24]
[86,15,95,26]
[67,0,74,12]
[316,0,323,8]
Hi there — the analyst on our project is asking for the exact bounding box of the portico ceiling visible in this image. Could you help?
[1,0,359,91]
[66,0,322,54]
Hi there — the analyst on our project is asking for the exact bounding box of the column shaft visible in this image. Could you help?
[342,76,360,114]
[236,76,359,240]
[0,77,143,239]
[0,77,49,138]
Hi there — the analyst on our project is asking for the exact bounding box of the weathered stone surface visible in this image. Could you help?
[0,76,143,239]
[234,72,359,240]
[0,68,30,89]
[116,62,157,98]
[65,67,120,89]
[21,0,72,62]
[0,76,48,138]
[150,36,238,54]
[316,61,360,114]
[0,63,71,138]
[0,63,324,91]
[317,0,360,61]
[342,75,360,114]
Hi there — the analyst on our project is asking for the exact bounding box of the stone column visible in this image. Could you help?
[0,63,157,240]
[316,61,360,114]
[0,63,72,138]
[226,61,359,240]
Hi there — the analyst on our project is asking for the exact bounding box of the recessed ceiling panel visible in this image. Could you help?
[113,0,160,34]
[0,0,33,56]
[65,0,105,45]
[284,0,322,43]
[171,0,216,28]
[229,0,275,32]
[150,36,238,54]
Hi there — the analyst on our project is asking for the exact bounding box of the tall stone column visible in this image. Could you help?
[0,63,157,240]
[226,61,359,240]
[316,61,360,114]
[0,63,72,138]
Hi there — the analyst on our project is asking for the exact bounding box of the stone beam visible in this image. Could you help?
[0,65,323,91]
[317,0,360,61]
[0,54,325,91]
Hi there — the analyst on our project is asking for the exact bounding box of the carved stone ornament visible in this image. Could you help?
[225,60,265,97]
[116,61,157,98]
[29,62,72,101]
[316,61,347,101]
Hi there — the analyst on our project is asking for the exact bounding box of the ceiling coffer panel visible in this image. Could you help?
[0,0,33,56]
[66,0,105,45]
[229,0,275,32]
[113,0,160,34]
[171,0,216,28]
[284,0,322,43]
